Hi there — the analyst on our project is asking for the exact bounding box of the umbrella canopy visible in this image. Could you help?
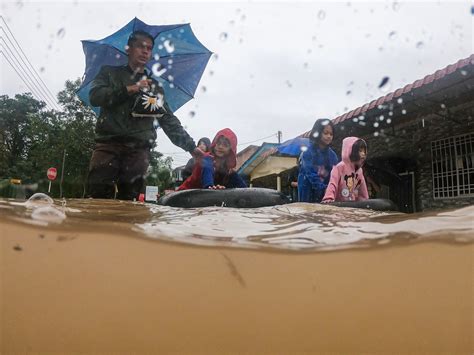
[276,137,310,157]
[77,17,212,114]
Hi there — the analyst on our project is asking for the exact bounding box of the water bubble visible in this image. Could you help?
[189,111,196,118]
[152,63,167,77]
[25,193,54,209]
[31,206,66,224]
[388,31,397,40]
[56,28,65,39]
[219,32,228,41]
[317,10,326,20]
[164,40,175,53]
[416,41,425,49]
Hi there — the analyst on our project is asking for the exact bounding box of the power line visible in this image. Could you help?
[161,132,280,156]
[0,16,61,110]
[0,49,48,105]
[0,41,55,108]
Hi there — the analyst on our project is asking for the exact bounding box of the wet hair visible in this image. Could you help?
[349,139,367,162]
[309,118,334,145]
[197,137,211,152]
[128,30,155,47]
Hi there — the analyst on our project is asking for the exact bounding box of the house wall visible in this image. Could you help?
[333,102,474,211]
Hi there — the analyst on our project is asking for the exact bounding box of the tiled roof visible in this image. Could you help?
[301,54,474,137]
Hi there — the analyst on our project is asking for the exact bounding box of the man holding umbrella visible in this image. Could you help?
[86,30,202,200]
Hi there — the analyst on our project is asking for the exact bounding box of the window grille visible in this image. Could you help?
[431,133,474,198]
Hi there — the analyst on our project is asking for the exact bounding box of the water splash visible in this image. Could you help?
[31,206,66,224]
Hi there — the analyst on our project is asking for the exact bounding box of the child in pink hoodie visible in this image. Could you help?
[322,137,369,202]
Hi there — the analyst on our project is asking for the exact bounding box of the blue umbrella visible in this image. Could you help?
[277,137,310,157]
[77,17,212,115]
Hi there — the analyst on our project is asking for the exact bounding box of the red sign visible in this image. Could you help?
[47,167,57,181]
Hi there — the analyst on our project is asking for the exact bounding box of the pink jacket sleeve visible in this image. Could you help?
[322,166,340,202]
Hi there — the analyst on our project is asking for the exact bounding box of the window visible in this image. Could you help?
[431,133,474,198]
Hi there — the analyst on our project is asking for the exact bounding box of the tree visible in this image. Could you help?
[145,150,174,193]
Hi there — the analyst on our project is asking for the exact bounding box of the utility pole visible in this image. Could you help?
[277,130,282,144]
[59,149,66,198]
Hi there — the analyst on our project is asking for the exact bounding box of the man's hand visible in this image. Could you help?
[126,79,152,95]
[191,147,205,159]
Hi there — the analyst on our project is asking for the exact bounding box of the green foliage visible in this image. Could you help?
[145,150,174,193]
[0,80,96,198]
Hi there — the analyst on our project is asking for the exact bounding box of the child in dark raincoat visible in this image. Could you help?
[181,137,211,181]
[298,118,339,202]
[178,128,247,190]
[322,137,369,202]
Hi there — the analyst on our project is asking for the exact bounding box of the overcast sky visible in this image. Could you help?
[1,0,472,167]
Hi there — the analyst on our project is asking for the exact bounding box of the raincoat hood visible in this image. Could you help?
[341,136,366,167]
[211,128,238,169]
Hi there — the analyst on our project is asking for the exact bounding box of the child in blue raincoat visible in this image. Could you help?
[298,118,339,202]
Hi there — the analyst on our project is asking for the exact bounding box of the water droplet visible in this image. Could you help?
[189,111,196,118]
[416,41,424,49]
[378,76,391,92]
[471,5,474,15]
[229,20,235,26]
[401,109,407,115]
[379,115,384,121]
[397,97,403,104]
[392,1,400,11]
[440,103,446,109]
[115,54,121,59]
[164,40,175,53]
[358,115,365,121]
[460,70,467,76]
[285,80,293,88]
[209,70,214,76]
[56,28,65,39]
[153,119,159,128]
[39,67,45,73]
[388,31,397,40]
[346,90,352,95]
[219,32,228,41]
[300,146,308,152]
[352,117,358,122]
[422,118,425,127]
[386,118,392,124]
[154,53,160,61]
[201,86,207,93]
[374,122,379,128]
[124,45,130,51]
[303,62,309,69]
[169,83,175,89]
[312,132,320,138]
[373,131,380,137]
[152,63,167,77]
[167,75,174,82]
[317,10,326,20]
[388,111,393,116]
[358,121,366,126]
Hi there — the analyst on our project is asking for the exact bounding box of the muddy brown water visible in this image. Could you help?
[1,194,473,354]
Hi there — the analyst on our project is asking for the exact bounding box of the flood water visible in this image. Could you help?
[1,193,473,353]
[1,192,473,251]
